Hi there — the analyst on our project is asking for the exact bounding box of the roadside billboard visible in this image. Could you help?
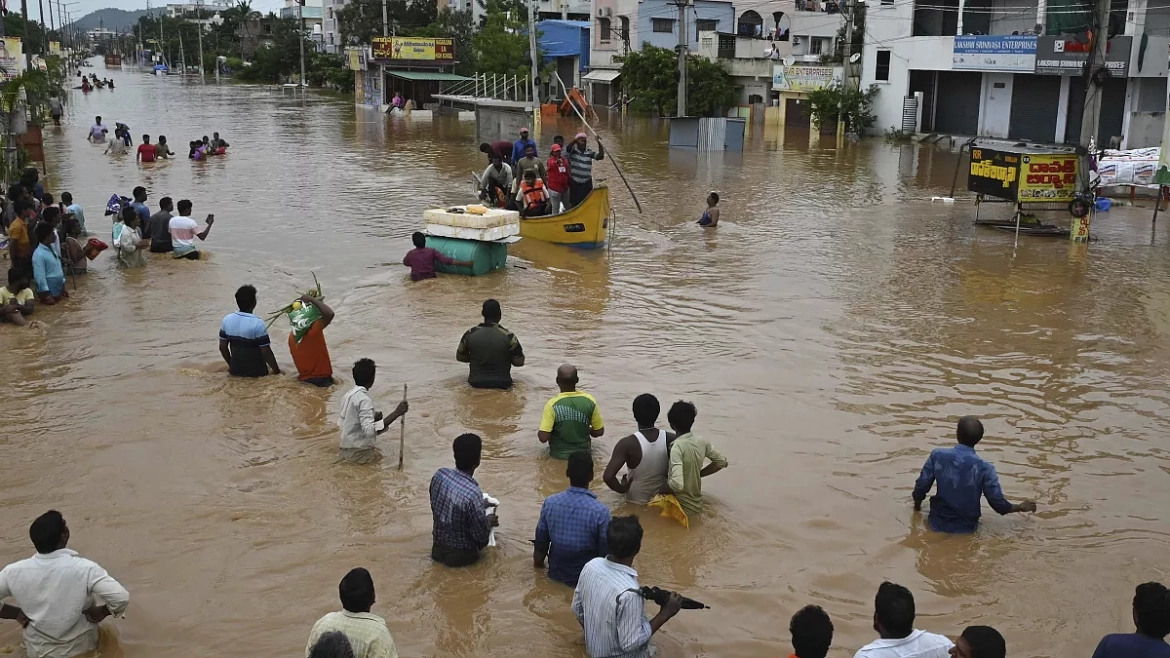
[772,65,842,92]
[952,35,1036,72]
[371,37,454,61]
[0,38,23,80]
[1017,153,1078,202]
[968,147,1020,200]
[1035,35,1131,76]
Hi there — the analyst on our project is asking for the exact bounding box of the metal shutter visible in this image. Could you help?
[1065,77,1128,144]
[934,72,981,135]
[1009,74,1061,142]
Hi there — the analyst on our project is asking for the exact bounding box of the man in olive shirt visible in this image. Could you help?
[665,400,727,516]
[538,364,605,459]
[456,299,524,389]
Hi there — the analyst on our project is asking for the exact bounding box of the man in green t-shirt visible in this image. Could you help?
[538,364,604,459]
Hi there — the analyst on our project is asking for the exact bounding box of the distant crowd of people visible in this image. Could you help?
[84,115,230,162]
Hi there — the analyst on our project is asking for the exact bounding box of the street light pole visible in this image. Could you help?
[298,0,306,90]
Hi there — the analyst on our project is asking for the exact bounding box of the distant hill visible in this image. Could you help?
[70,8,149,32]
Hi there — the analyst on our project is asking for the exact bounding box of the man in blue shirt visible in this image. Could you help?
[911,416,1036,533]
[430,433,496,568]
[129,186,152,240]
[511,127,537,165]
[219,285,281,377]
[534,451,611,586]
[1092,582,1170,658]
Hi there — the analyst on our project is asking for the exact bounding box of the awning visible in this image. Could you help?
[385,71,470,82]
[582,69,621,83]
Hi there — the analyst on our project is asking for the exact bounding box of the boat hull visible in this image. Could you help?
[518,185,609,248]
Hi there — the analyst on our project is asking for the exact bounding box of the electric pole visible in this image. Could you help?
[1072,0,1111,243]
[20,0,32,69]
[675,0,687,116]
[382,0,388,36]
[197,0,204,80]
[837,0,855,144]
[527,0,540,131]
[298,0,306,89]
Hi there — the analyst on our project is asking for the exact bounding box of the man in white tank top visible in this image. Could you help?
[602,394,674,505]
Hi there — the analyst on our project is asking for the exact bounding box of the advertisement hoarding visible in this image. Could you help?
[0,37,24,80]
[371,37,455,61]
[1035,35,1131,76]
[952,35,1037,72]
[772,65,843,92]
[1017,153,1079,202]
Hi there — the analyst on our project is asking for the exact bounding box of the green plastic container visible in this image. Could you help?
[427,236,508,277]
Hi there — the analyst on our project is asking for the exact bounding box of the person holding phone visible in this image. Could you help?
[168,199,214,261]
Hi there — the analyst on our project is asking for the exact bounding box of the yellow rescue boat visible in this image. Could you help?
[519,185,610,249]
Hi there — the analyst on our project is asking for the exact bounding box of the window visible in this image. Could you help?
[809,36,823,54]
[599,17,611,42]
[652,18,674,33]
[619,16,630,42]
[696,19,717,32]
[875,49,891,81]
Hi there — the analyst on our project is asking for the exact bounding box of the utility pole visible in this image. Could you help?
[298,0,306,90]
[836,0,855,144]
[197,0,204,80]
[20,0,32,70]
[179,24,186,72]
[527,0,540,132]
[675,0,687,116]
[37,0,45,54]
[382,0,389,36]
[1072,0,1110,243]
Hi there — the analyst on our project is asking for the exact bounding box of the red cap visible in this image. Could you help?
[551,144,562,151]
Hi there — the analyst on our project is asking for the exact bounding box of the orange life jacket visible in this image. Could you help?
[520,179,547,210]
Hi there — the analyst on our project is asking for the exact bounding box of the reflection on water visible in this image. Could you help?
[0,65,1168,657]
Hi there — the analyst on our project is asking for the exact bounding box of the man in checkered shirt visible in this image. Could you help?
[534,451,612,586]
[429,433,496,567]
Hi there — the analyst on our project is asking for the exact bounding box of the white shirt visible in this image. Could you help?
[168,215,201,252]
[0,549,130,658]
[854,629,954,658]
[338,386,377,451]
[88,124,106,141]
[571,557,652,658]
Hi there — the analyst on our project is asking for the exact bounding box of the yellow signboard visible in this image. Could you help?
[346,48,365,71]
[1017,153,1078,202]
[371,37,454,61]
[49,41,61,55]
[0,37,24,80]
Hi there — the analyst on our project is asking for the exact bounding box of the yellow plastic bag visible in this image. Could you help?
[648,494,689,529]
[466,204,488,215]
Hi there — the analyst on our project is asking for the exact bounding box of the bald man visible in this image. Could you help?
[538,365,605,459]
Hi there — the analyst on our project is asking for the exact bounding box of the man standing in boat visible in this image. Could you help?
[546,143,570,213]
[511,127,538,165]
[565,133,604,209]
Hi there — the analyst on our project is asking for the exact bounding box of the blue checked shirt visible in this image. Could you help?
[429,468,491,552]
[913,444,1014,533]
[535,487,611,585]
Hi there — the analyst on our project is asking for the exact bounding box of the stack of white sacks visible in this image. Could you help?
[423,206,521,242]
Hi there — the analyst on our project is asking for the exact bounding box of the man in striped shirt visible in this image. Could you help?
[565,132,604,209]
[219,285,281,377]
[571,516,682,658]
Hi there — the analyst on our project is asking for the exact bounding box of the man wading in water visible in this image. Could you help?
[602,394,673,505]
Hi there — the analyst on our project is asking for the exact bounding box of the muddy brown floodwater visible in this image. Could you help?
[2,65,1170,658]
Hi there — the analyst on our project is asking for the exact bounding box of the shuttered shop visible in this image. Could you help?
[933,72,981,135]
[1008,74,1062,142]
[1065,77,1127,144]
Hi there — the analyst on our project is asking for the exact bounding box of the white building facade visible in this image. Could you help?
[860,0,1170,148]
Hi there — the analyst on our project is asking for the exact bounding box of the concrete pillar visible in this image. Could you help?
[1037,0,1047,32]
[1126,0,1147,36]
[1055,75,1070,142]
[957,0,966,35]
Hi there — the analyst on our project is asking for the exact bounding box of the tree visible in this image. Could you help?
[822,2,863,64]
[805,83,878,132]
[416,9,476,75]
[619,45,736,117]
[472,0,531,77]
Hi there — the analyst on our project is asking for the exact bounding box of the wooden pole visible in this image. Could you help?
[1153,185,1164,225]
[397,383,407,470]
[554,74,643,214]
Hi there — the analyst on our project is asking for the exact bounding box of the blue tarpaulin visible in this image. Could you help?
[537,20,590,71]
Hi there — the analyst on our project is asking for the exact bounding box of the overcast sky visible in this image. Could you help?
[69,0,289,19]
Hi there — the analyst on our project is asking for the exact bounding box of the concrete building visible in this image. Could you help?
[164,0,232,18]
[860,0,1170,147]
[585,0,734,105]
[323,0,349,53]
[439,0,588,24]
[280,0,325,47]
[538,19,591,94]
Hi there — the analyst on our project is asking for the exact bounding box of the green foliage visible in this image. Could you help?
[306,53,355,90]
[805,83,879,133]
[619,45,736,117]
[335,0,439,48]
[472,0,532,77]
[822,3,864,64]
[416,9,477,75]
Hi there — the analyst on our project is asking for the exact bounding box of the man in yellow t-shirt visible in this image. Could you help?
[538,364,604,459]
[1,269,35,326]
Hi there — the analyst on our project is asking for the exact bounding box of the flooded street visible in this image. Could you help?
[3,66,1170,657]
